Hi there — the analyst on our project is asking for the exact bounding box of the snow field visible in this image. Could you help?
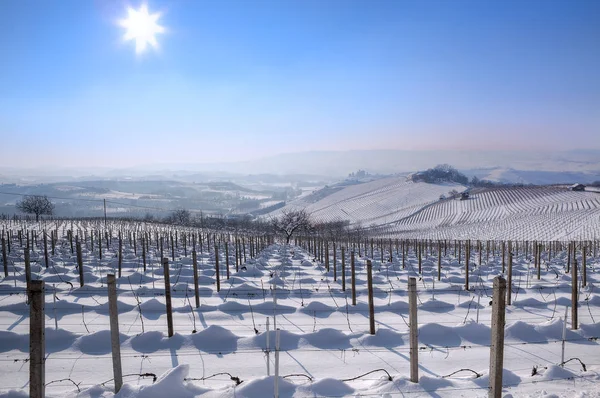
[0,221,599,397]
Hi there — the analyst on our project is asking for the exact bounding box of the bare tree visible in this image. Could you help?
[272,209,312,244]
[16,195,55,221]
[168,209,191,225]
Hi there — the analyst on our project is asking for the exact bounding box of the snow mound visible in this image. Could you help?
[115,365,208,398]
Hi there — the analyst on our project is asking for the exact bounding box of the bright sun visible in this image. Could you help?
[119,4,164,53]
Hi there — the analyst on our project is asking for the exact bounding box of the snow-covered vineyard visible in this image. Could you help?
[1,220,600,397]
[274,180,600,241]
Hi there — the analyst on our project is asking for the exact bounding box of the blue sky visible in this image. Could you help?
[1,0,599,168]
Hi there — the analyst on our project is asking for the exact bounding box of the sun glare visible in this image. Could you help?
[119,4,164,53]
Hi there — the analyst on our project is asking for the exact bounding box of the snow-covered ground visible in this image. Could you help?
[1,222,599,397]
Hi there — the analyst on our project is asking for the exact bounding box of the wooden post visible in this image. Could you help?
[43,231,49,269]
[163,258,174,337]
[501,242,506,273]
[489,276,507,398]
[408,277,418,383]
[351,250,357,305]
[24,247,31,289]
[1,236,7,277]
[193,250,200,308]
[118,233,122,278]
[333,243,337,281]
[536,243,541,280]
[215,246,221,292]
[582,245,587,287]
[225,242,230,280]
[29,280,45,398]
[572,258,578,330]
[76,238,84,287]
[367,260,375,335]
[107,274,123,393]
[465,240,470,291]
[341,246,346,291]
[437,242,442,281]
[142,236,147,272]
[418,241,422,273]
[507,251,513,305]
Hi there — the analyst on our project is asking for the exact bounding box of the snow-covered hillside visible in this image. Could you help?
[269,178,600,241]
[377,187,600,241]
[271,177,467,227]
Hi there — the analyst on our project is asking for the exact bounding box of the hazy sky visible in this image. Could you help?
[1,0,599,169]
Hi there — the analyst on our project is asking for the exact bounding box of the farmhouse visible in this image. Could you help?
[570,183,586,192]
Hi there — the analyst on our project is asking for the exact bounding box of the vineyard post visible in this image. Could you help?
[266,317,270,376]
[163,258,174,337]
[24,247,31,289]
[142,236,146,272]
[465,240,470,291]
[1,235,7,277]
[437,242,442,281]
[171,233,175,261]
[501,241,505,273]
[572,258,578,330]
[489,276,507,398]
[107,274,123,393]
[43,230,49,269]
[333,242,337,281]
[582,245,587,287]
[561,306,568,365]
[193,250,200,308]
[408,277,418,383]
[418,241,422,273]
[507,251,513,306]
[566,242,571,273]
[51,230,56,256]
[325,241,329,272]
[29,280,45,398]
[99,231,103,260]
[274,328,280,398]
[225,241,230,280]
[215,246,221,292]
[536,243,540,280]
[118,232,122,278]
[351,251,356,305]
[76,238,84,287]
[341,246,346,291]
[367,259,375,335]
